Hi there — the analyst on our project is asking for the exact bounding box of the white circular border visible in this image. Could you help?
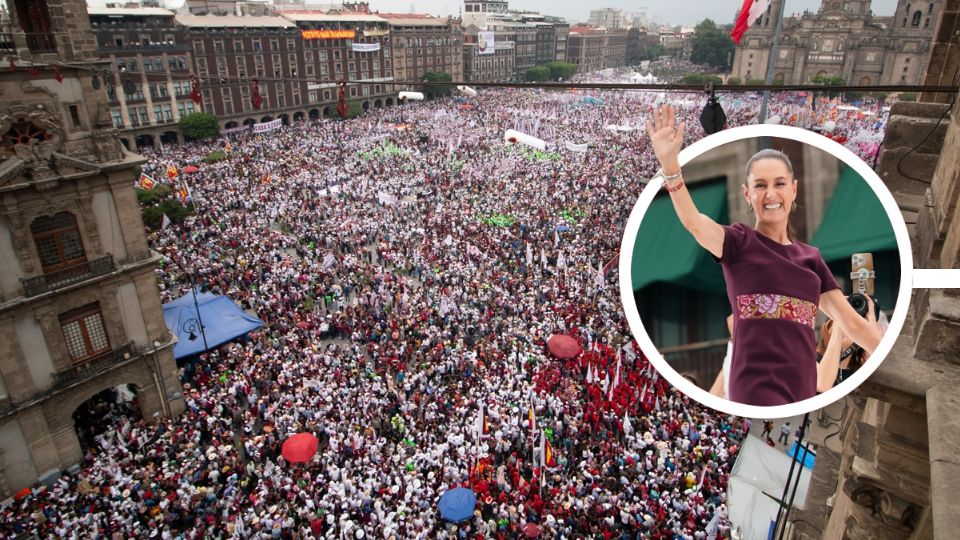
[619,124,913,419]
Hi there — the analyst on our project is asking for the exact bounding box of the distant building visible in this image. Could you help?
[567,26,628,73]
[587,8,625,29]
[378,14,463,88]
[462,0,568,81]
[87,7,195,150]
[462,26,515,82]
[732,0,941,85]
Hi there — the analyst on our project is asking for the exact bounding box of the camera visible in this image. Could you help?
[847,253,879,319]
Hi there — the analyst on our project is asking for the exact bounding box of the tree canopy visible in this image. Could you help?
[526,66,550,82]
[543,61,577,81]
[690,19,734,70]
[178,112,220,141]
[423,71,454,96]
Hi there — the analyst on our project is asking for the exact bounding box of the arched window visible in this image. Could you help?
[912,10,923,26]
[31,212,86,272]
[929,3,934,14]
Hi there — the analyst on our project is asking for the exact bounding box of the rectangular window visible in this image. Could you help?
[59,304,110,363]
[318,50,328,61]
[68,105,81,128]
[253,39,262,52]
[193,40,205,54]
[235,40,244,53]
[31,212,86,272]
[111,108,123,128]
[214,40,224,54]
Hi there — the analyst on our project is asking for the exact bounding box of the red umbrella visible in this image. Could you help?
[282,433,318,463]
[182,165,200,174]
[523,523,540,538]
[546,334,582,359]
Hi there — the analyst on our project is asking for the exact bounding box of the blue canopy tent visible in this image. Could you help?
[163,288,264,359]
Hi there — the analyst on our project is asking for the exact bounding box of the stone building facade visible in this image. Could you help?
[567,27,628,74]
[88,7,195,151]
[379,14,463,88]
[462,26,516,83]
[784,3,960,537]
[0,0,184,498]
[732,0,942,85]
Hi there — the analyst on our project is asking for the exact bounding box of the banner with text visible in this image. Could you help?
[351,42,381,52]
[252,118,282,133]
[301,29,356,40]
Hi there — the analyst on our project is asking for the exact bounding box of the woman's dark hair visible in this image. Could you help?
[745,148,795,180]
[744,148,799,241]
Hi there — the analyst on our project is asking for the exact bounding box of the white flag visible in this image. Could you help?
[586,364,594,384]
[526,243,533,266]
[612,356,621,391]
[554,228,560,246]
[161,213,172,230]
[595,260,604,288]
[623,412,633,435]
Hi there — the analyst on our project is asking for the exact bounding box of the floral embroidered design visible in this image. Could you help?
[736,293,817,328]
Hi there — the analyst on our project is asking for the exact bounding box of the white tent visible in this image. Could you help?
[728,437,813,540]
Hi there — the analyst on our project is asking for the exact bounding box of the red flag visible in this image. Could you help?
[138,173,156,190]
[528,394,536,431]
[251,79,263,110]
[166,165,178,179]
[730,0,772,45]
[190,77,201,105]
[544,438,556,468]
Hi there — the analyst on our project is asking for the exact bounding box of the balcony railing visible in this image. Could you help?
[25,33,57,54]
[21,254,116,298]
[97,43,185,53]
[52,341,136,388]
[0,32,15,53]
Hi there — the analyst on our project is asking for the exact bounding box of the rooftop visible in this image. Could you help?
[175,14,297,28]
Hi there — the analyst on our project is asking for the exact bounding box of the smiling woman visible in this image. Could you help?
[641,104,885,407]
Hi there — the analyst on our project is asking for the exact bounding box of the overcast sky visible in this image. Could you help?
[93,1,900,27]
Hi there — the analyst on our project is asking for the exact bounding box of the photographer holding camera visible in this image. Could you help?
[646,104,883,406]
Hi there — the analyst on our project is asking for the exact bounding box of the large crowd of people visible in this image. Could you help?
[0,85,891,539]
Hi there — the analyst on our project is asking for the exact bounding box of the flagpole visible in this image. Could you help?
[759,0,787,123]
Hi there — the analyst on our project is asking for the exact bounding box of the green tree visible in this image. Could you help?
[423,71,454,96]
[726,76,742,85]
[543,61,578,81]
[526,66,551,82]
[346,100,364,118]
[136,185,194,230]
[682,73,706,85]
[746,78,766,86]
[690,19,735,70]
[178,112,220,141]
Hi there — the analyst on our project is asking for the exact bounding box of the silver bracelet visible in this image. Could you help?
[655,168,683,183]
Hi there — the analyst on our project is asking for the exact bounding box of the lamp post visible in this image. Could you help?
[181,285,209,353]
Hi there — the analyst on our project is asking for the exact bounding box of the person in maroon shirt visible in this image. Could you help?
[646,104,883,406]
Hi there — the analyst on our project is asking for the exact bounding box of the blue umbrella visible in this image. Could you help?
[438,487,477,522]
[555,225,571,232]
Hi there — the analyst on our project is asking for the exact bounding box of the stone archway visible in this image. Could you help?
[160,131,179,145]
[225,121,239,129]
[859,76,872,85]
[322,106,332,117]
[243,118,256,126]
[119,138,131,150]
[386,97,394,107]
[294,111,305,122]
[260,116,272,123]
[374,99,383,109]
[309,108,320,120]
[42,359,161,469]
[135,133,155,149]
[279,113,290,125]
[362,101,370,111]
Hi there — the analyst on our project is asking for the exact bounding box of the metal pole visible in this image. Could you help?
[759,0,787,123]
[781,439,813,540]
[774,412,810,537]
[191,284,210,352]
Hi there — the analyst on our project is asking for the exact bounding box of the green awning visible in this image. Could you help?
[631,181,728,293]
[810,166,897,262]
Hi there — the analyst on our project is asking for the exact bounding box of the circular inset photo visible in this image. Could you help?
[619,122,912,418]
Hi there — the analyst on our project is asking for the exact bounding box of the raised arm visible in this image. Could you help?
[645,104,725,258]
[819,290,882,355]
[817,322,845,392]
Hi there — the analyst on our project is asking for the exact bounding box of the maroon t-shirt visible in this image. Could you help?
[718,223,839,406]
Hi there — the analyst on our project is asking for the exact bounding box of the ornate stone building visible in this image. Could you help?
[731,0,942,85]
[0,0,183,497]
[783,2,960,538]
